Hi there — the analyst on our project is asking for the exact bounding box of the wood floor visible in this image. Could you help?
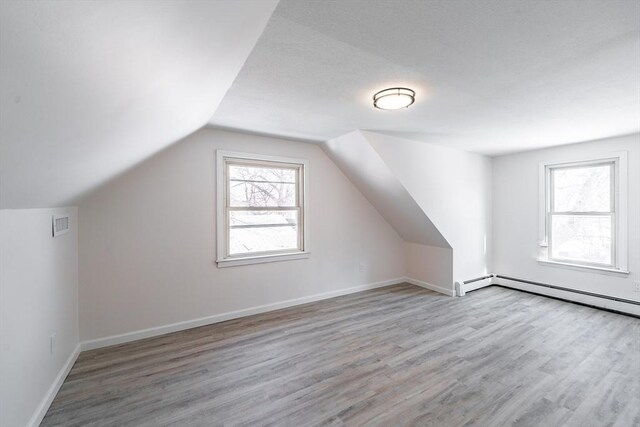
[42,284,640,427]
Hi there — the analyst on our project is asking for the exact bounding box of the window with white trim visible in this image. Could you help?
[216,151,308,267]
[539,153,628,273]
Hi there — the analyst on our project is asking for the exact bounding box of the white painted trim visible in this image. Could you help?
[216,251,311,267]
[538,151,629,272]
[456,277,494,296]
[404,277,455,296]
[494,276,640,317]
[81,277,405,351]
[537,258,629,276]
[215,150,310,267]
[27,344,81,427]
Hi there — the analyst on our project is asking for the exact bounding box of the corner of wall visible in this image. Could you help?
[0,207,80,427]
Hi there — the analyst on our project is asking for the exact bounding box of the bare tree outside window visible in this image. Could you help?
[548,162,614,266]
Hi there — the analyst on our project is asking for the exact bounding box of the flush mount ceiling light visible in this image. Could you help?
[373,87,415,110]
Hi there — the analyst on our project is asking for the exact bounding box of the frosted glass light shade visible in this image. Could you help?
[373,87,415,110]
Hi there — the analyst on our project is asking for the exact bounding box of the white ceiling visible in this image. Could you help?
[0,0,277,208]
[210,0,640,156]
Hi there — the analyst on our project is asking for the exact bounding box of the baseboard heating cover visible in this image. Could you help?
[456,275,494,296]
[458,273,640,317]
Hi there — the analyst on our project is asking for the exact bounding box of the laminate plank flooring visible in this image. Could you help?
[42,284,640,426]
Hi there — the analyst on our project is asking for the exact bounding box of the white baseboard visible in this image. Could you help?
[28,343,81,427]
[494,276,640,316]
[456,276,493,296]
[81,277,405,351]
[404,277,455,296]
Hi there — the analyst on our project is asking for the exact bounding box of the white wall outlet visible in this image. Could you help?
[50,333,56,355]
[358,261,367,273]
[634,281,640,293]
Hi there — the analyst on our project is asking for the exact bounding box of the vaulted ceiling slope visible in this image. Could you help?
[325,130,491,284]
[210,0,640,155]
[0,0,278,209]
[324,131,450,249]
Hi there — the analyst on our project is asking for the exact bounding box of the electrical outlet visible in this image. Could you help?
[634,281,640,293]
[50,333,56,355]
[358,261,367,273]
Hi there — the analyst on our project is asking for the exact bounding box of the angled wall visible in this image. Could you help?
[324,130,492,291]
[363,131,492,285]
[323,131,450,248]
[0,0,278,209]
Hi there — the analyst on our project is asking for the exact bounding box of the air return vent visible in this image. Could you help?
[52,214,70,237]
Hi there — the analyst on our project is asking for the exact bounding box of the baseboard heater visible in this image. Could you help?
[459,273,640,318]
[464,275,494,284]
[495,275,640,306]
[455,275,494,296]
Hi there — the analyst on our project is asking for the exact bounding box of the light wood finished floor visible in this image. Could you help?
[43,284,640,426]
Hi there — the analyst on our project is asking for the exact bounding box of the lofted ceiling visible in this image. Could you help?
[210,0,640,156]
[324,130,450,249]
[0,0,278,208]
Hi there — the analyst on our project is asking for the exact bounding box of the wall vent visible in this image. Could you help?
[52,214,70,237]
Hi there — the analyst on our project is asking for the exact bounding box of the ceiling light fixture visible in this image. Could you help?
[373,87,415,110]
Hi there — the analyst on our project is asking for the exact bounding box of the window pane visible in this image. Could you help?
[552,164,611,212]
[229,181,296,207]
[228,164,296,183]
[551,215,612,265]
[229,210,299,255]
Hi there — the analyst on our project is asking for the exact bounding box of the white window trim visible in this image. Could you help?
[216,150,309,268]
[538,151,629,275]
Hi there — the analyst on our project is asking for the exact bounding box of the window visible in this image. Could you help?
[216,151,308,267]
[539,153,628,274]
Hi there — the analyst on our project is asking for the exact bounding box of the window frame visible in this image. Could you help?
[538,152,629,275]
[216,150,309,268]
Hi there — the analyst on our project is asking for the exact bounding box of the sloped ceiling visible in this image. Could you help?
[210,0,640,155]
[324,131,450,249]
[0,0,278,208]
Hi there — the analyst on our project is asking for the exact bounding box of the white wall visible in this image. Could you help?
[78,128,405,342]
[404,243,453,289]
[363,131,493,287]
[324,130,455,292]
[493,134,640,301]
[323,131,450,248]
[0,208,79,427]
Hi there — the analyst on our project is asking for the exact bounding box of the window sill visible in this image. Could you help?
[217,251,310,268]
[537,259,629,276]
